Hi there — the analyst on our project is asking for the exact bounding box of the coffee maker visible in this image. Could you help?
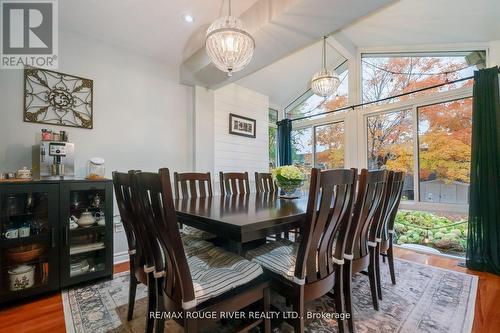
[33,142,75,178]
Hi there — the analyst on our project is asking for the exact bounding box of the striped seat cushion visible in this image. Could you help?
[181,226,217,240]
[181,235,216,257]
[245,239,300,283]
[187,246,263,306]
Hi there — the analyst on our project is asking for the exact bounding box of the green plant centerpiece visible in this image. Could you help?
[272,165,305,198]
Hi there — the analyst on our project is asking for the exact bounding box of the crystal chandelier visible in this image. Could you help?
[206,0,255,76]
[310,36,340,97]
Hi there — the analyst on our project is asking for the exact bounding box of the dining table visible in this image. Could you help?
[175,193,308,254]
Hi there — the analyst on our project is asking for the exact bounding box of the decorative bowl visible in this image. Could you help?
[7,244,45,264]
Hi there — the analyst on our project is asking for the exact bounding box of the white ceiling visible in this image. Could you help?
[59,0,259,65]
[237,0,500,108]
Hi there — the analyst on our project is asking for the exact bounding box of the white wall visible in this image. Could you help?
[214,84,269,191]
[0,29,194,258]
[489,40,500,66]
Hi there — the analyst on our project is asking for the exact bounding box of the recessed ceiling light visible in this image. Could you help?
[182,14,194,23]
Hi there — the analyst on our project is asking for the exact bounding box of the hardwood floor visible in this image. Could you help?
[0,253,498,333]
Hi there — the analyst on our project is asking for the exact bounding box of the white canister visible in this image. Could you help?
[8,265,35,291]
[16,167,32,179]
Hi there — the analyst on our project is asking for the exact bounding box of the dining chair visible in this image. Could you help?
[342,169,387,332]
[173,172,216,240]
[130,169,271,333]
[247,168,357,333]
[254,172,277,193]
[112,171,156,333]
[378,171,405,287]
[219,171,250,195]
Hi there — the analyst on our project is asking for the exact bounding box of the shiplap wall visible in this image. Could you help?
[213,83,269,192]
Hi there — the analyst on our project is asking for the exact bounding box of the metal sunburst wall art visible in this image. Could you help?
[24,67,93,129]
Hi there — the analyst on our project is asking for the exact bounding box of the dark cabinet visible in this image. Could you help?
[0,179,113,305]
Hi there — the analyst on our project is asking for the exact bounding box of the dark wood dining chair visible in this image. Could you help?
[247,168,357,333]
[254,172,277,193]
[112,171,156,333]
[219,171,250,195]
[173,172,213,199]
[343,169,387,332]
[173,172,216,240]
[130,169,271,333]
[378,171,405,287]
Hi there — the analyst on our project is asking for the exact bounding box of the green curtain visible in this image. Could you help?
[277,119,292,166]
[466,66,500,275]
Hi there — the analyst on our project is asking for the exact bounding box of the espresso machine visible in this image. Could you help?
[33,141,75,178]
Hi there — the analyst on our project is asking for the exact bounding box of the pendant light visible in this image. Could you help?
[206,0,255,76]
[310,36,340,97]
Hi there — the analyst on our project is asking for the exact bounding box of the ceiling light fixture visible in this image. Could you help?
[182,14,195,23]
[310,36,340,98]
[205,0,255,77]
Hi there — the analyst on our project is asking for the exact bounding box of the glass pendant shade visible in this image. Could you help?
[311,68,340,97]
[310,36,340,97]
[206,15,255,76]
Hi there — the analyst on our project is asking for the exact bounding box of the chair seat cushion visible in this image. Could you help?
[187,246,264,305]
[181,226,217,240]
[245,239,299,283]
[181,235,216,257]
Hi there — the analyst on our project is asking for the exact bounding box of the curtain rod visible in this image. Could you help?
[288,67,500,123]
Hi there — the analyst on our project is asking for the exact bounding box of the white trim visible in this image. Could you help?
[144,265,155,273]
[154,270,165,278]
[375,238,381,242]
[367,241,377,247]
[182,299,197,310]
[358,42,490,57]
[332,257,344,265]
[344,253,354,260]
[388,229,395,234]
[113,251,130,264]
[128,249,136,255]
[292,276,306,285]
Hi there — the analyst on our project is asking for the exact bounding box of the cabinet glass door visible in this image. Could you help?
[0,184,59,302]
[60,182,113,287]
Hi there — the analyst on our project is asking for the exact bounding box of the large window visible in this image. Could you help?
[418,98,472,204]
[362,51,485,104]
[291,128,312,168]
[315,122,345,169]
[367,110,414,200]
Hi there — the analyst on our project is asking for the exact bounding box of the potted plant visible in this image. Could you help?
[272,165,305,198]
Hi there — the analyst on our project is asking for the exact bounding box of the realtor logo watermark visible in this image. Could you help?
[1,0,58,69]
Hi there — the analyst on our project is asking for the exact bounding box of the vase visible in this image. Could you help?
[276,180,303,198]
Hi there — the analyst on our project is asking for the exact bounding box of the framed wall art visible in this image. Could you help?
[24,67,94,129]
[229,113,256,138]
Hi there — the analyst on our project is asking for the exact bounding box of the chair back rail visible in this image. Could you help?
[381,171,405,241]
[219,172,250,195]
[255,172,277,193]
[295,168,357,283]
[372,171,395,243]
[173,172,213,199]
[130,170,196,305]
[345,169,387,260]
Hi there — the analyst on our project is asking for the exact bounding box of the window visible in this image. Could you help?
[268,109,278,169]
[362,51,485,104]
[291,128,312,169]
[315,122,345,169]
[286,66,349,120]
[418,98,472,204]
[366,110,414,200]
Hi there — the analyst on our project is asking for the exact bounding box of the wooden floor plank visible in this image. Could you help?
[0,252,498,333]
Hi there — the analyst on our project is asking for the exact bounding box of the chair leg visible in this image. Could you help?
[375,244,382,300]
[388,236,396,285]
[263,287,271,333]
[368,248,379,311]
[146,273,156,333]
[127,275,138,321]
[334,264,346,333]
[343,261,354,333]
[155,277,165,333]
[382,254,386,263]
[292,286,305,333]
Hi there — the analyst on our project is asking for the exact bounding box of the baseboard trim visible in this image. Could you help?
[113,251,130,264]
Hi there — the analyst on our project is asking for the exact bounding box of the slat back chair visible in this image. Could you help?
[112,171,156,333]
[379,171,405,285]
[173,172,213,199]
[254,172,277,193]
[342,169,387,331]
[219,171,250,195]
[249,168,356,333]
[131,169,270,333]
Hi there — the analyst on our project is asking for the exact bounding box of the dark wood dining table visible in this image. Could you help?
[175,193,308,253]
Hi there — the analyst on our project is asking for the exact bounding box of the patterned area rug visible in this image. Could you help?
[62,259,477,333]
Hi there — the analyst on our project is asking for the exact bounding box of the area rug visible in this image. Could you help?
[62,259,477,333]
